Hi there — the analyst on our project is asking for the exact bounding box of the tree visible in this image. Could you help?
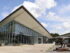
[50,33,59,37]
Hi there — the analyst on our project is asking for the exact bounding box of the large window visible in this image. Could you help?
[0,21,48,44]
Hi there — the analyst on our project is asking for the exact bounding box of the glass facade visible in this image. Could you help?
[0,21,48,45]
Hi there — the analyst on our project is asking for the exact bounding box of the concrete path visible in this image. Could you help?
[0,44,69,53]
[0,44,55,53]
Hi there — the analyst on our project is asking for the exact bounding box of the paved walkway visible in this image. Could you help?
[0,44,55,53]
[0,44,69,53]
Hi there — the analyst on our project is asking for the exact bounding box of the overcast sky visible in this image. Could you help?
[0,0,70,35]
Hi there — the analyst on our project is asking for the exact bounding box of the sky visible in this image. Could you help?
[0,0,70,35]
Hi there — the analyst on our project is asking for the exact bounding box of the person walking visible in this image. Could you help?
[58,38,63,48]
[63,38,68,48]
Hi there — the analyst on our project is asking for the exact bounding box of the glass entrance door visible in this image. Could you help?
[38,37,43,44]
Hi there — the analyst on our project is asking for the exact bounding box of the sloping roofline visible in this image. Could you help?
[61,33,70,36]
[0,6,52,38]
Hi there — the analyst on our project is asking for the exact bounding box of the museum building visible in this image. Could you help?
[0,6,52,45]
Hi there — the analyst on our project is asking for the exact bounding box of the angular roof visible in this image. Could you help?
[0,6,52,38]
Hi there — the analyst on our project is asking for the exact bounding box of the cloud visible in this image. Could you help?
[22,1,70,35]
[0,11,9,20]
[48,24,63,34]
[59,4,70,14]
[0,6,11,21]
[46,11,70,34]
[35,0,57,9]
[0,11,9,21]
[11,4,22,12]
[41,22,48,27]
[7,0,70,35]
[46,12,63,22]
[22,0,70,35]
[63,30,70,35]
[46,12,59,21]
[46,12,70,22]
[11,0,57,18]
[63,22,70,28]
[52,25,62,30]
[23,0,57,18]
[48,21,70,35]
[23,1,40,18]
[12,1,40,18]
